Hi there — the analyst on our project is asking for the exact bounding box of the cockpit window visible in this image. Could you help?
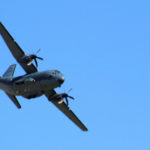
[51,71,56,75]
[54,70,60,73]
[51,70,63,77]
[52,70,62,75]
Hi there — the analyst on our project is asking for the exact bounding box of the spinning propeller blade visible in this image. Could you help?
[63,92,74,107]
[34,58,38,68]
[30,49,44,68]
[36,56,44,60]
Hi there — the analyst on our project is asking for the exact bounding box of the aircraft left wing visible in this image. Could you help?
[45,90,88,131]
[0,22,37,74]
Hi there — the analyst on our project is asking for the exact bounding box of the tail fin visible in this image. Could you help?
[3,64,16,79]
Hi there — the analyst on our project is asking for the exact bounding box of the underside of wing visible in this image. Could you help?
[45,90,88,131]
[19,63,37,74]
[0,22,37,74]
[0,23,24,59]
[51,101,88,131]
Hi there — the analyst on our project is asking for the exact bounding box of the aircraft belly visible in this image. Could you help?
[11,79,57,98]
[1,84,16,95]
[14,82,41,95]
[39,79,56,90]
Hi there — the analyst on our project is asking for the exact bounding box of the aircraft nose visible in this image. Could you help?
[57,76,65,85]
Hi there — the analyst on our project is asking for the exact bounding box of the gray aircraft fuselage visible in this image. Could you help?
[0,70,64,99]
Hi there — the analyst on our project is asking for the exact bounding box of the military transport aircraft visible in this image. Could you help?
[0,22,88,131]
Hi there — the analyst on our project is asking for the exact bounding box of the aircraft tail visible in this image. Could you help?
[5,92,21,109]
[2,64,16,79]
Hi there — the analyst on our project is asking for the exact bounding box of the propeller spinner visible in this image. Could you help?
[61,93,75,107]
[50,91,75,107]
[30,54,44,67]
[26,49,44,67]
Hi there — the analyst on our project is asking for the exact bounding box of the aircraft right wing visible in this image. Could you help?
[0,22,37,74]
[45,90,88,131]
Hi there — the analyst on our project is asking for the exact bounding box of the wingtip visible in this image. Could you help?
[17,105,21,109]
[83,128,88,131]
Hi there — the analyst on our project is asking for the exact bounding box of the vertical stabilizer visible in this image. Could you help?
[3,64,16,79]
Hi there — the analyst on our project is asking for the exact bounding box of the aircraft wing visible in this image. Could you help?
[0,22,37,74]
[45,90,88,131]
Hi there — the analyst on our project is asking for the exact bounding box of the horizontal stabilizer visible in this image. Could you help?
[5,92,21,109]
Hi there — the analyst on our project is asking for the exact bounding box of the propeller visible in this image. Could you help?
[61,92,74,107]
[50,88,74,107]
[30,49,44,68]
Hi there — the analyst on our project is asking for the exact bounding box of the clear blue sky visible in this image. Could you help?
[0,0,150,150]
